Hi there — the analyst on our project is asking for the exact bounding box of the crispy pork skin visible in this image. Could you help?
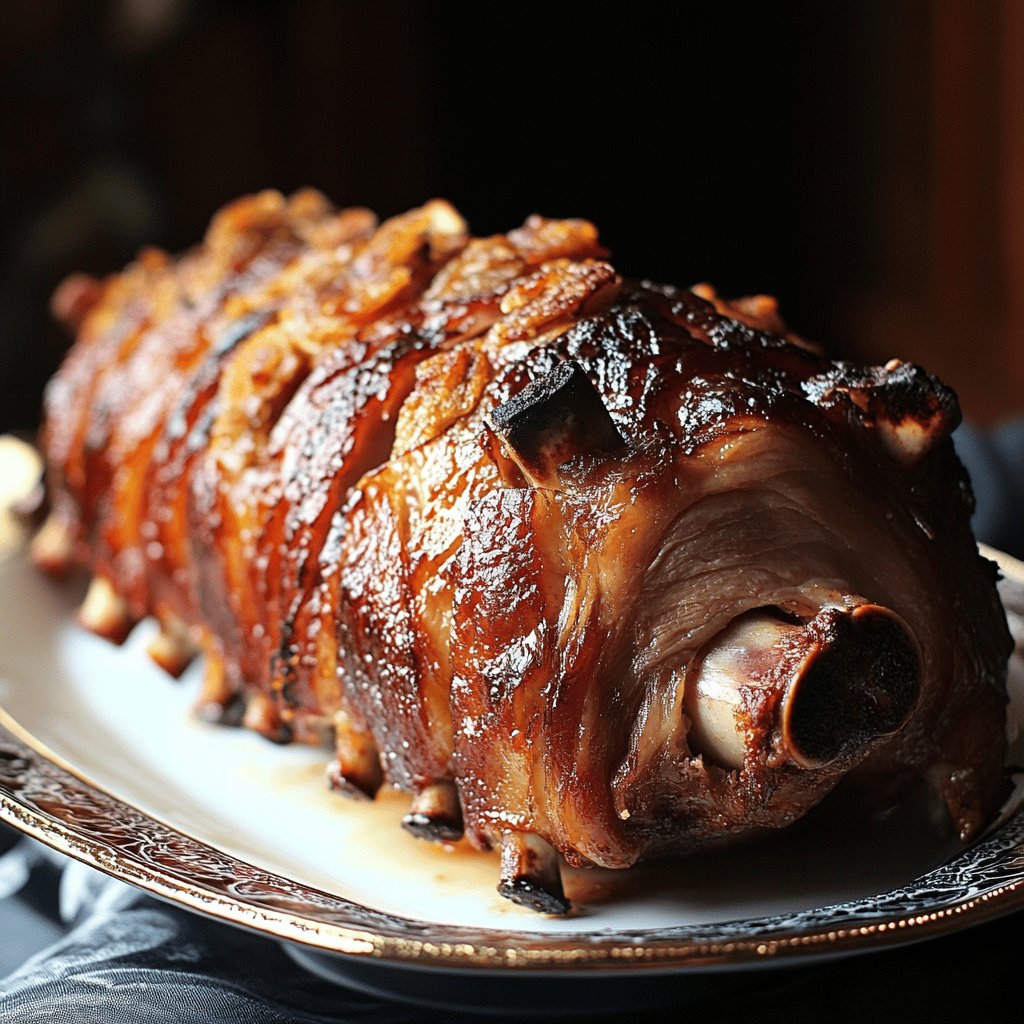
[35,194,1012,913]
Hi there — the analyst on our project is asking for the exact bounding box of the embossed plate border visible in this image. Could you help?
[1,546,1023,975]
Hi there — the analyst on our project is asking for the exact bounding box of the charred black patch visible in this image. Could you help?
[488,360,626,487]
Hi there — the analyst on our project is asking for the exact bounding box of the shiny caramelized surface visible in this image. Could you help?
[38,192,1011,869]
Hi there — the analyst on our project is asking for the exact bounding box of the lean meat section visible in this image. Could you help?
[34,191,1011,913]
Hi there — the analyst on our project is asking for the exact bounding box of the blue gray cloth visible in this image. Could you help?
[0,834,413,1023]
[1,419,1022,1022]
[954,420,1024,560]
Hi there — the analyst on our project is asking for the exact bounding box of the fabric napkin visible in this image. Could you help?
[0,833,423,1023]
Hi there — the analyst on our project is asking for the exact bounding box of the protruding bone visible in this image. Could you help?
[30,512,75,577]
[488,360,626,488]
[497,832,570,915]
[876,413,948,466]
[0,433,44,512]
[77,575,134,644]
[685,604,921,771]
[194,646,245,727]
[242,692,293,744]
[146,613,198,677]
[327,709,383,801]
[401,781,464,842]
[1,436,44,557]
[832,359,958,467]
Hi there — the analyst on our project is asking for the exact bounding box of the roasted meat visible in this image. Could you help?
[35,191,1012,914]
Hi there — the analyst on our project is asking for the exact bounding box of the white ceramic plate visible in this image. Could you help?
[1,545,1023,1013]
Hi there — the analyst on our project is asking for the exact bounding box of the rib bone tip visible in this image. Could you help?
[330,710,384,799]
[498,832,570,915]
[489,360,626,488]
[783,604,921,769]
[30,513,75,577]
[496,875,572,917]
[327,758,381,801]
[77,575,133,644]
[146,616,198,677]
[195,692,246,728]
[242,692,293,744]
[401,781,464,842]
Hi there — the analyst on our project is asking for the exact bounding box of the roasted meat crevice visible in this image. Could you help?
[35,192,1012,914]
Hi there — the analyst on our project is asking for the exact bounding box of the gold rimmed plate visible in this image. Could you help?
[1,544,1022,1014]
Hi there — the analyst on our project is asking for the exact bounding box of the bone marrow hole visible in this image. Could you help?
[783,606,921,768]
[685,604,921,771]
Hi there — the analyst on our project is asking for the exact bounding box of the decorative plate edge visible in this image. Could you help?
[1,546,1023,972]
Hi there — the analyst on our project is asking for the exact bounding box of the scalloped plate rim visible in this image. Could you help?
[0,543,1021,978]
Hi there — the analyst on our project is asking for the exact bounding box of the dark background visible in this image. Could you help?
[2,6,1024,1018]
[2,0,1022,434]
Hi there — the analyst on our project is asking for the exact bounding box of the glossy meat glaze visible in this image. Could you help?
[35,191,1012,912]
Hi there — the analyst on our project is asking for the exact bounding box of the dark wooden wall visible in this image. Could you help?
[841,0,1024,422]
[1,0,1021,431]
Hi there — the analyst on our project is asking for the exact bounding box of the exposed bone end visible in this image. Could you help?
[242,692,293,745]
[12,481,46,527]
[783,604,921,768]
[196,691,246,727]
[684,645,749,771]
[0,434,44,519]
[77,575,133,644]
[876,413,949,467]
[194,649,246,727]
[31,512,76,577]
[685,604,921,771]
[871,359,959,466]
[402,781,464,842]
[497,832,570,915]
[146,613,198,677]
[327,759,375,801]
[0,435,43,557]
[489,360,626,488]
[326,709,383,801]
